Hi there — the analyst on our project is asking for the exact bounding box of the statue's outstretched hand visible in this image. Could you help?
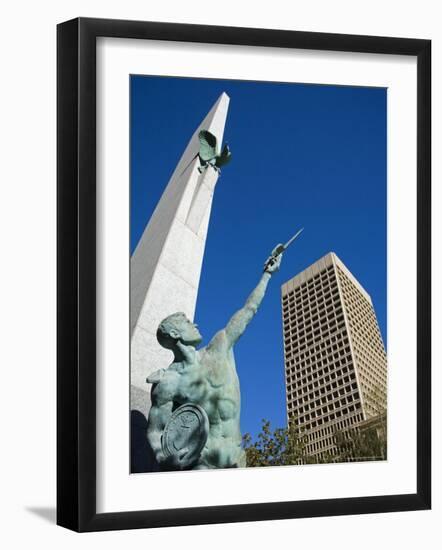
[264,246,283,274]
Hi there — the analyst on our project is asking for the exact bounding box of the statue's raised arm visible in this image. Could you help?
[208,248,283,351]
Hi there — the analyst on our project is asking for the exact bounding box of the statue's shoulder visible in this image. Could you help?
[146,368,166,384]
[205,329,229,353]
[147,365,179,385]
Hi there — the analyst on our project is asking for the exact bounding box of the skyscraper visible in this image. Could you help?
[281,252,387,461]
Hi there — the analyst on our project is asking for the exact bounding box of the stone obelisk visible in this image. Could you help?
[131,93,230,471]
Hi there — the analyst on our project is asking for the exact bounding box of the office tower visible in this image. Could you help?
[281,252,387,460]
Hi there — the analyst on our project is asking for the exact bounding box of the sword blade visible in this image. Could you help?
[283,227,304,250]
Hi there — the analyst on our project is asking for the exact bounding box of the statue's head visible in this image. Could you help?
[156,312,202,350]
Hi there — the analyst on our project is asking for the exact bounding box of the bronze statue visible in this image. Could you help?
[146,249,283,470]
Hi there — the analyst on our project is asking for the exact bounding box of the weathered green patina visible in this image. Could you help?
[197,129,231,173]
[146,250,283,470]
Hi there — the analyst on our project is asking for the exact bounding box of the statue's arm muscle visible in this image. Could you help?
[219,271,272,348]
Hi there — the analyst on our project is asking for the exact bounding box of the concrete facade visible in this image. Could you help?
[130,93,230,471]
[281,252,387,460]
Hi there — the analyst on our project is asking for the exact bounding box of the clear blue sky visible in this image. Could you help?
[131,75,387,439]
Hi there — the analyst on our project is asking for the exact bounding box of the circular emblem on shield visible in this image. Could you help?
[162,403,209,469]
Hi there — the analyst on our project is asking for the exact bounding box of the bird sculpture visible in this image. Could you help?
[197,130,231,174]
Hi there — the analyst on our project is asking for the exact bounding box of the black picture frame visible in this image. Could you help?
[57,17,431,532]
